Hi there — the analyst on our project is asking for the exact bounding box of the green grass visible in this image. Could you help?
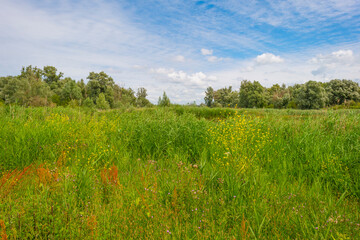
[0,106,360,239]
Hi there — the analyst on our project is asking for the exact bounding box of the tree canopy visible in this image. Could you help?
[204,79,360,109]
[158,92,171,107]
[0,66,151,109]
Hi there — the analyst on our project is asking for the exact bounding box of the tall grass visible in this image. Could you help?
[0,106,359,239]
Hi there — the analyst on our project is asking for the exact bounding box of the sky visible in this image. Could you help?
[1,0,360,104]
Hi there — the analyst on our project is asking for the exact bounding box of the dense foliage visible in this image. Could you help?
[0,66,152,109]
[206,79,360,109]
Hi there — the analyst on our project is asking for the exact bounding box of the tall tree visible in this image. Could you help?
[326,79,360,105]
[136,87,151,107]
[158,92,170,107]
[61,79,82,103]
[239,80,267,108]
[267,84,291,108]
[86,71,115,107]
[77,79,87,99]
[113,84,137,107]
[20,66,43,81]
[4,66,52,106]
[204,87,214,107]
[213,86,238,107]
[42,66,63,86]
[0,77,11,102]
[1,77,29,104]
[295,81,327,109]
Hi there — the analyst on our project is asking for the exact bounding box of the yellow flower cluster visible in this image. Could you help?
[208,113,271,175]
[45,113,70,123]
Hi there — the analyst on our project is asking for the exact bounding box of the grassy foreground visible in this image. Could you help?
[0,106,360,239]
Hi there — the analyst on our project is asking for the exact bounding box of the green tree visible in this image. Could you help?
[96,93,110,110]
[0,76,12,102]
[83,97,95,108]
[48,77,72,106]
[239,80,267,108]
[1,77,29,104]
[326,79,360,105]
[1,66,51,106]
[158,91,170,107]
[204,87,214,107]
[61,80,82,104]
[113,85,136,107]
[20,65,43,81]
[295,81,328,109]
[267,84,291,108]
[214,86,234,107]
[77,79,87,99]
[227,91,239,108]
[42,66,63,86]
[86,71,114,107]
[136,87,151,107]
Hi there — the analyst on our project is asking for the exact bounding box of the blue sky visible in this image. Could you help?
[1,0,360,103]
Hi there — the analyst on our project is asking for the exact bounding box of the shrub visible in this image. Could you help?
[83,97,95,108]
[96,93,110,110]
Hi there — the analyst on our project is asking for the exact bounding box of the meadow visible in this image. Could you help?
[0,105,359,239]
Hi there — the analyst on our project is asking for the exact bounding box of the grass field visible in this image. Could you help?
[0,106,360,239]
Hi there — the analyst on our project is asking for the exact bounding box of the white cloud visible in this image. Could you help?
[151,67,216,88]
[147,67,219,103]
[173,55,185,62]
[200,49,224,62]
[201,48,213,55]
[207,56,223,62]
[255,53,284,65]
[310,50,354,64]
[332,50,354,60]
[310,49,355,76]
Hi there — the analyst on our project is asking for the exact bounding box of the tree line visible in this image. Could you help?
[0,66,153,109]
[204,79,360,109]
[1,66,359,109]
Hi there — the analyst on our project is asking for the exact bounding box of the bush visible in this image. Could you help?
[28,96,49,107]
[68,99,79,108]
[96,93,110,110]
[287,100,297,109]
[83,97,95,108]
